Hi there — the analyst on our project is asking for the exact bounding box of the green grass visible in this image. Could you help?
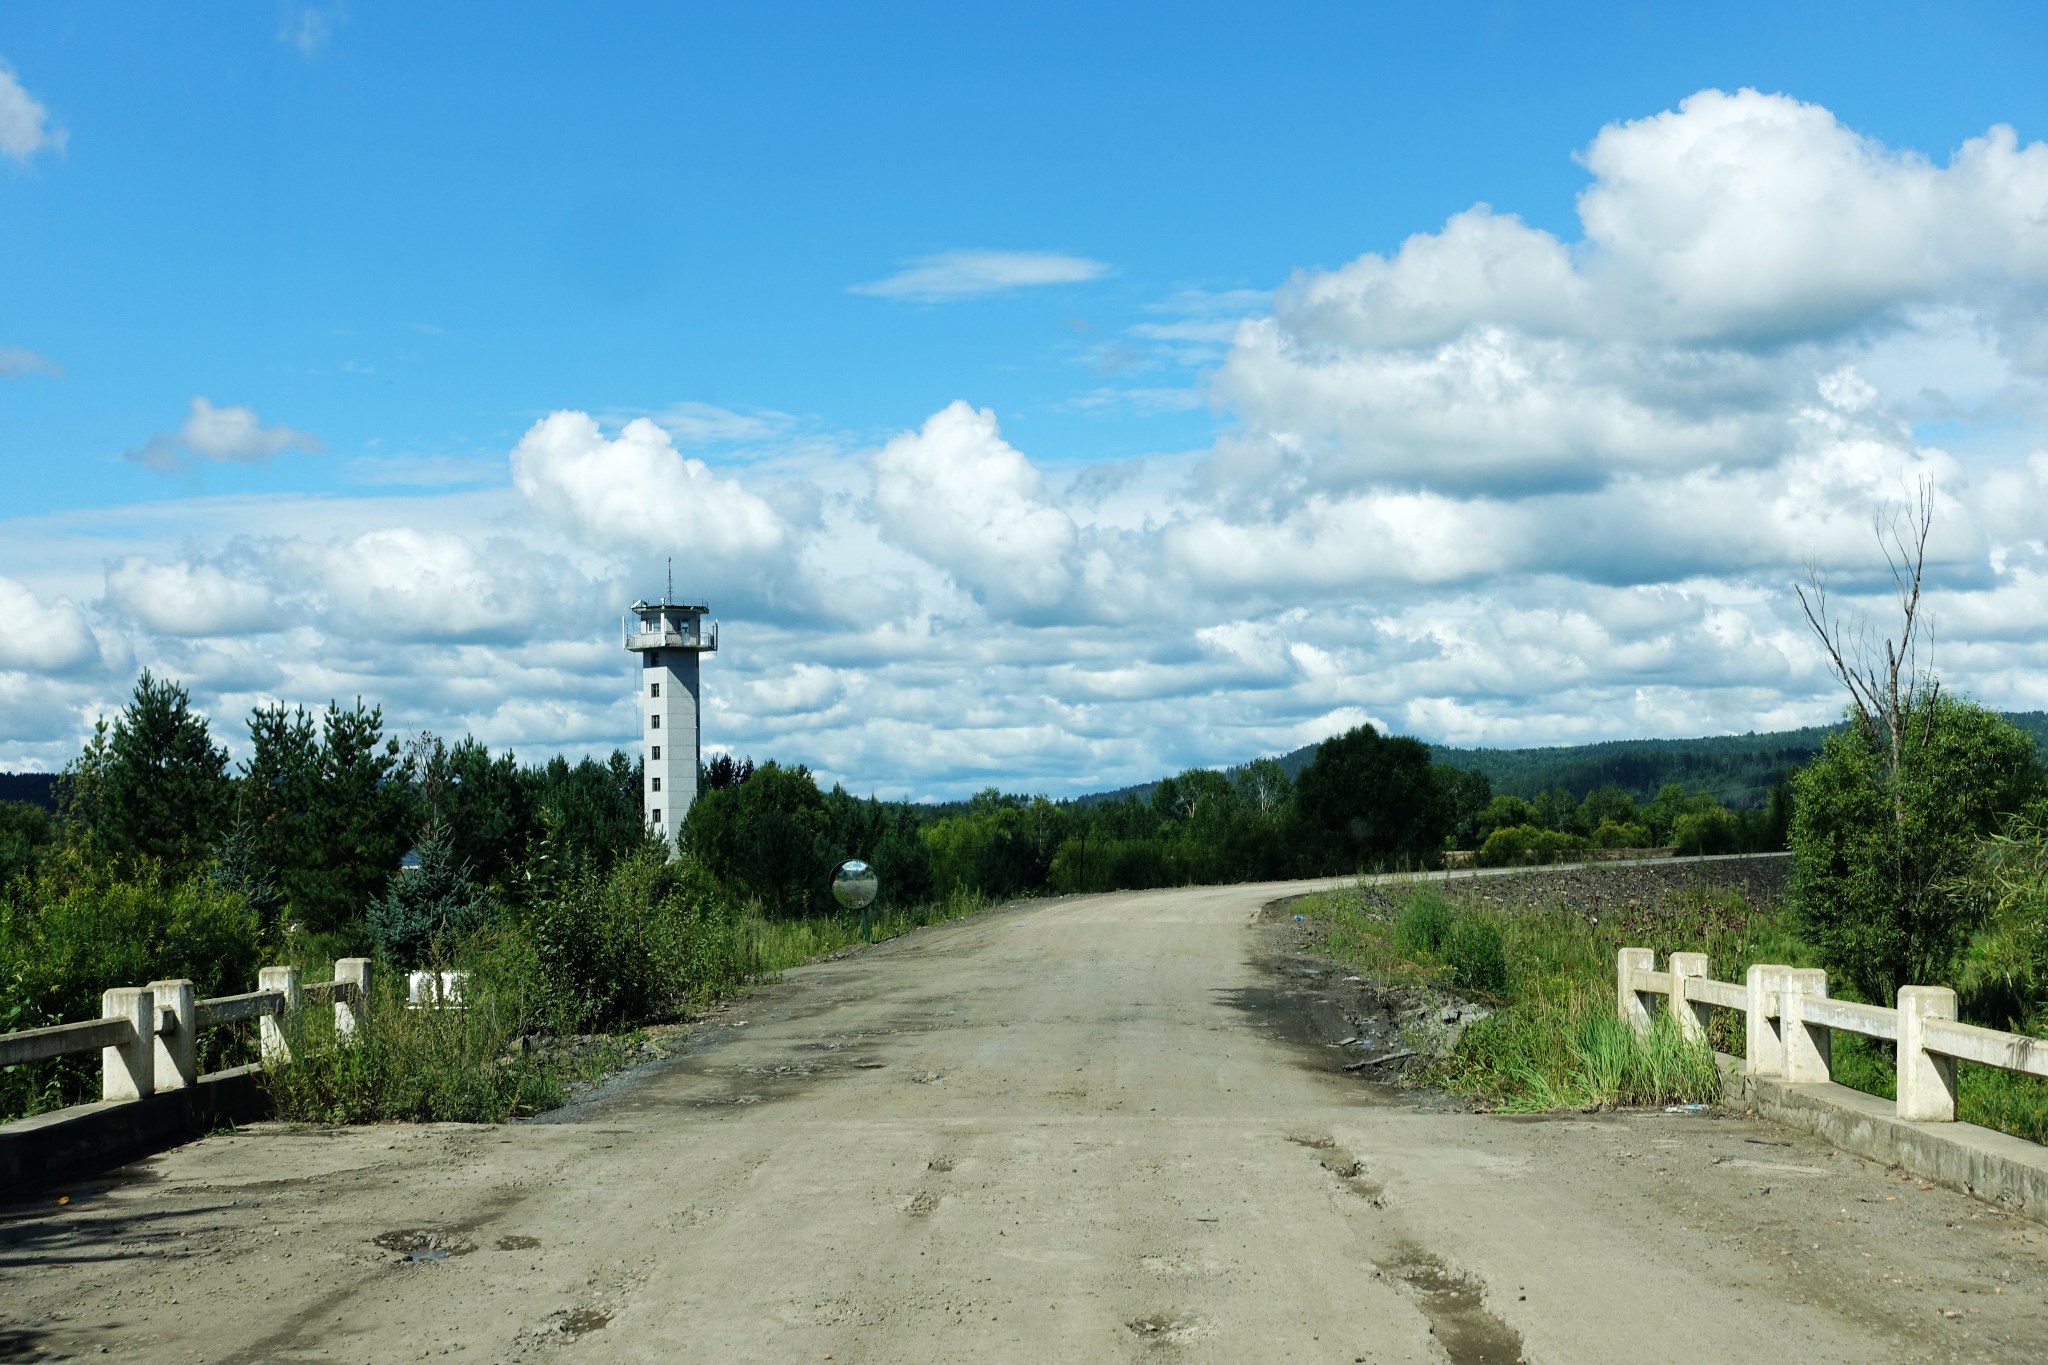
[1297,880,2048,1139]
[739,883,994,976]
[260,977,605,1124]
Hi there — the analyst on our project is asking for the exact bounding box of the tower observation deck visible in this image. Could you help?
[624,595,718,852]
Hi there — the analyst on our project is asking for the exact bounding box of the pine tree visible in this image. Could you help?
[366,823,489,967]
[97,671,232,873]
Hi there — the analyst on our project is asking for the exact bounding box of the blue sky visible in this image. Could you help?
[5,3,2048,797]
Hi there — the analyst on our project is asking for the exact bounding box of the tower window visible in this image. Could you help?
[652,808,661,824]
[650,681,661,698]
[650,714,660,730]
[652,777,661,792]
[651,745,661,760]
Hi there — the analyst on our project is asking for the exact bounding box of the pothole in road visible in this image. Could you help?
[372,1228,477,1262]
[906,1191,942,1215]
[1377,1248,1525,1365]
[544,1307,611,1340]
[1290,1135,1387,1205]
[1127,1310,1210,1345]
[496,1234,542,1251]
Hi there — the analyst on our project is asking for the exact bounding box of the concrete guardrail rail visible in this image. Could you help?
[1620,947,2048,1222]
[0,959,372,1191]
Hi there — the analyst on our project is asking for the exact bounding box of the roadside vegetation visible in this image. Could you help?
[1296,500,2048,1131]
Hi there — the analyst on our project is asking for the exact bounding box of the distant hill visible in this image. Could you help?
[1082,712,2048,812]
[0,773,59,810]
[1274,712,2048,810]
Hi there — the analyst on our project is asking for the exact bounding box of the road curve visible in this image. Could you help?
[6,878,2047,1363]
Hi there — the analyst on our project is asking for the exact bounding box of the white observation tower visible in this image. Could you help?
[624,586,718,851]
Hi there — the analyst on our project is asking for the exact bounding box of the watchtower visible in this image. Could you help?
[623,592,718,851]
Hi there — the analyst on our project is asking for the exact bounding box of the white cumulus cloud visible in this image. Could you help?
[873,401,1079,615]
[105,558,275,637]
[0,577,102,673]
[509,412,793,603]
[126,398,325,474]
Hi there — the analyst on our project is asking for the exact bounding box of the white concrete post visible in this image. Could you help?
[1616,948,1655,1038]
[1897,985,1959,1122]
[1745,964,1786,1078]
[1666,952,1711,1045]
[1780,968,1832,1083]
[146,979,196,1089]
[100,987,155,1101]
[334,958,372,1042]
[258,965,299,1066]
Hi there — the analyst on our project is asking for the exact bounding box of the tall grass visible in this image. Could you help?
[1299,885,1741,1110]
[741,883,994,976]
[1299,880,2048,1137]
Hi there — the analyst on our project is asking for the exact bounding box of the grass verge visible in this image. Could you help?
[1298,879,2048,1138]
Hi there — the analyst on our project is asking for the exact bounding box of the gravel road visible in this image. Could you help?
[6,876,2048,1363]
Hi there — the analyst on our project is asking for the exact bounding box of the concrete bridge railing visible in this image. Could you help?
[1617,948,2048,1122]
[0,960,372,1189]
[0,959,372,1101]
[1619,947,2048,1222]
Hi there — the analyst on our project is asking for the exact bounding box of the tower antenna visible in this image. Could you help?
[667,556,673,604]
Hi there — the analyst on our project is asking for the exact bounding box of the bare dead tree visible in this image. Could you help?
[1795,480,1942,802]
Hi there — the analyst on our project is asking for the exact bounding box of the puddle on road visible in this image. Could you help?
[1378,1248,1525,1365]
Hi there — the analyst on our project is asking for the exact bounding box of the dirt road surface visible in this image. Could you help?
[8,879,2048,1363]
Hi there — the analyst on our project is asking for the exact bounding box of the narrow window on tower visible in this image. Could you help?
[650,682,661,698]
[652,777,661,792]
[652,808,661,825]
[651,745,661,760]
[650,714,660,729]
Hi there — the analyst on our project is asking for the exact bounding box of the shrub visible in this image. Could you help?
[1444,917,1508,995]
[1791,698,2038,1003]
[522,846,746,1032]
[1475,824,1586,868]
[1588,819,1654,850]
[1394,893,1454,957]
[0,850,260,1118]
[1673,808,1742,856]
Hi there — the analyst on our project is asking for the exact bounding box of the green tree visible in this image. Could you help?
[1433,766,1494,850]
[1790,697,2038,1003]
[528,751,646,876]
[95,671,232,873]
[235,703,320,933]
[366,823,490,966]
[1530,786,1581,834]
[1293,725,1446,870]
[1577,785,1639,832]
[287,700,414,935]
[0,802,52,889]
[411,734,537,891]
[684,761,832,916]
